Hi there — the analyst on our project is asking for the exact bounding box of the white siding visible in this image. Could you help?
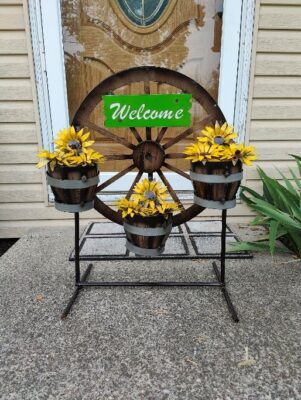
[244,0,301,201]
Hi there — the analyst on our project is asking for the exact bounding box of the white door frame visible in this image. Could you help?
[28,0,256,195]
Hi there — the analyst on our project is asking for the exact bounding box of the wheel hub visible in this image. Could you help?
[133,140,165,173]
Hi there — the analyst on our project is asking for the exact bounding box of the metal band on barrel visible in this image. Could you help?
[54,200,94,213]
[123,221,172,237]
[126,240,165,256]
[194,195,236,210]
[46,173,99,189]
[190,171,242,183]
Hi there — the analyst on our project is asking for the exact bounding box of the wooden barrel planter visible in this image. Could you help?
[46,165,99,212]
[190,161,243,210]
[124,214,172,256]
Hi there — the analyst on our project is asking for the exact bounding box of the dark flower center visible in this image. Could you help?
[235,150,241,156]
[145,190,156,200]
[214,136,225,145]
[68,139,81,150]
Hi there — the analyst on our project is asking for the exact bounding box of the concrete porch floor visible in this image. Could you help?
[0,225,300,400]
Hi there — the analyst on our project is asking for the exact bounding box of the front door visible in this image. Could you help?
[61,0,223,178]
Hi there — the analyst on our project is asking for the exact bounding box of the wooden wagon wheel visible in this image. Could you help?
[72,66,226,226]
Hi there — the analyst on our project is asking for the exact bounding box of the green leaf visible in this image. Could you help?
[229,241,290,253]
[240,186,264,208]
[250,198,301,230]
[289,168,301,191]
[276,168,296,195]
[286,228,301,257]
[296,159,301,177]
[250,215,270,226]
[263,168,296,200]
[291,154,301,162]
[240,185,263,200]
[258,169,299,214]
[269,220,279,256]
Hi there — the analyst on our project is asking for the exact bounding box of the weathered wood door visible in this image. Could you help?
[61,0,223,173]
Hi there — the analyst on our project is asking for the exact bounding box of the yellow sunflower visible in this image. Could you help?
[226,143,257,166]
[36,126,105,170]
[116,198,141,218]
[184,142,223,164]
[36,149,67,171]
[54,126,95,154]
[84,147,105,165]
[157,201,182,215]
[36,149,57,169]
[198,121,238,145]
[116,179,181,218]
[132,178,169,209]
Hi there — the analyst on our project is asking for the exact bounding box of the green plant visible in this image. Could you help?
[231,155,301,257]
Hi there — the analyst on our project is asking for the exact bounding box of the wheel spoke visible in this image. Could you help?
[125,170,143,200]
[165,153,186,159]
[163,115,213,150]
[105,154,132,160]
[97,164,135,192]
[144,80,150,94]
[85,121,135,150]
[129,127,142,142]
[163,162,191,180]
[156,127,168,142]
[146,127,152,141]
[157,169,183,208]
[144,80,152,141]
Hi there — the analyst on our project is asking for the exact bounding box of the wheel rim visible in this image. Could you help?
[72,66,226,226]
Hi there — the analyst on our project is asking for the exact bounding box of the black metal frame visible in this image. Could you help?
[61,210,239,322]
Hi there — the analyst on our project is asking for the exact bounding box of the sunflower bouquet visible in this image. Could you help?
[116,178,181,218]
[184,121,256,166]
[36,126,105,170]
[118,178,181,256]
[184,121,257,210]
[36,126,105,213]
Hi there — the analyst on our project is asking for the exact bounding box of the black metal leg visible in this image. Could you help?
[221,209,227,284]
[61,263,93,319]
[212,261,239,322]
[74,212,80,284]
[61,212,92,319]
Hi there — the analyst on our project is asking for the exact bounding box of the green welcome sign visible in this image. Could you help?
[103,94,192,128]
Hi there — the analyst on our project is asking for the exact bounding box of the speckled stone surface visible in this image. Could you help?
[0,225,300,400]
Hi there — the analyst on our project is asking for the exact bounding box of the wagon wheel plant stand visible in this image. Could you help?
[61,67,240,322]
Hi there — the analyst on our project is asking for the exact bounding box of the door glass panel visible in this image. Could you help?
[117,0,169,27]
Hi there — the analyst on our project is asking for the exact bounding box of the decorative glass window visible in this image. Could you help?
[117,0,169,27]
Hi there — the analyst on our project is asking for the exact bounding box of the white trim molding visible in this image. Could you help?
[234,0,257,142]
[219,0,256,141]
[28,0,69,152]
[28,0,53,152]
[218,0,243,125]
